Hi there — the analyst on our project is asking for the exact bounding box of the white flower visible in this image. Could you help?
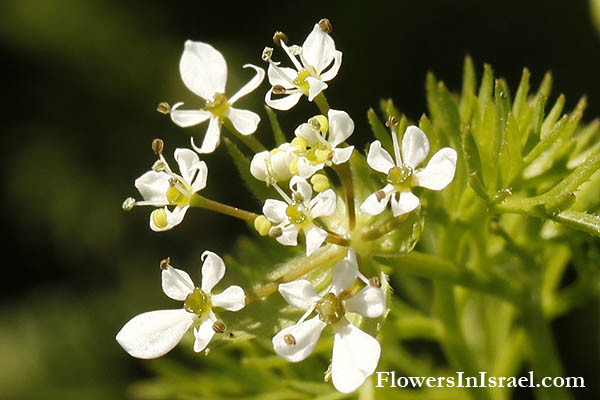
[263,22,342,110]
[116,252,245,359]
[250,143,299,184]
[272,249,385,393]
[132,148,207,231]
[360,125,457,217]
[170,41,265,153]
[263,176,336,256]
[294,109,355,178]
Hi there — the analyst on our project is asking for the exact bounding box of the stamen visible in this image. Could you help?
[152,138,164,155]
[122,197,136,211]
[385,116,398,127]
[387,119,402,166]
[272,182,293,204]
[212,320,226,334]
[156,102,171,114]
[319,18,333,33]
[272,85,286,95]
[283,333,296,346]
[369,277,382,288]
[269,226,283,238]
[376,190,386,202]
[272,31,288,46]
[159,257,171,270]
[280,41,304,71]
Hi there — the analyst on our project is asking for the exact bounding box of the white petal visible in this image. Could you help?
[330,249,359,295]
[116,309,194,359]
[265,88,303,111]
[161,266,195,301]
[359,185,394,216]
[327,109,354,147]
[263,199,288,223]
[275,223,299,246]
[344,286,386,318]
[179,41,227,100]
[367,141,395,174]
[302,24,336,74]
[413,147,458,190]
[401,126,430,168]
[390,191,420,217]
[297,157,324,179]
[306,76,328,101]
[190,161,208,193]
[191,117,221,154]
[270,145,297,181]
[193,317,216,353]
[250,151,270,182]
[305,226,328,256]
[320,50,343,82]
[267,64,297,89]
[170,103,211,128]
[135,171,169,204]
[211,285,245,311]
[227,107,260,135]
[332,146,354,165]
[278,280,320,310]
[309,189,336,218]
[228,64,265,104]
[331,320,381,393]
[290,176,313,203]
[294,123,320,146]
[174,148,201,184]
[272,316,327,362]
[200,251,226,293]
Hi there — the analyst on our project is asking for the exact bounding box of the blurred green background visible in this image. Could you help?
[2,0,599,399]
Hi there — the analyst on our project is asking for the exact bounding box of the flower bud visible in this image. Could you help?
[254,215,272,236]
[311,174,330,192]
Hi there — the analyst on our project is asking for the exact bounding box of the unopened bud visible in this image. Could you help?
[318,18,332,33]
[254,215,272,236]
[369,277,381,288]
[311,174,330,192]
[212,320,226,333]
[273,31,288,46]
[291,137,308,152]
[284,333,297,345]
[157,102,171,114]
[262,47,273,61]
[386,116,398,128]
[152,138,164,155]
[122,197,136,211]
[288,158,299,175]
[272,85,286,95]
[160,257,171,270]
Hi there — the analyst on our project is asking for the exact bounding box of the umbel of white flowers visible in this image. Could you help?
[116,252,245,358]
[272,249,386,393]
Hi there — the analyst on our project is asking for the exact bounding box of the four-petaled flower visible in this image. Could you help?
[360,125,457,217]
[170,41,265,153]
[263,21,342,110]
[263,176,336,256]
[250,142,299,184]
[116,252,245,359]
[272,249,385,393]
[133,148,207,231]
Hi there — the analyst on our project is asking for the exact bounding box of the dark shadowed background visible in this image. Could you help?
[1,0,599,398]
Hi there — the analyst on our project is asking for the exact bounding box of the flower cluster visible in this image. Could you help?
[119,18,457,394]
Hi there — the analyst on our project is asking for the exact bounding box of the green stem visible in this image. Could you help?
[190,195,258,222]
[313,92,330,115]
[333,163,356,231]
[362,215,406,241]
[223,120,267,154]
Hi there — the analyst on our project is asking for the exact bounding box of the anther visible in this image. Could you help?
[385,116,398,128]
[318,18,333,33]
[288,45,302,56]
[369,277,381,288]
[284,333,297,346]
[269,227,283,238]
[272,85,286,95]
[262,47,273,61]
[272,31,288,46]
[152,138,164,155]
[157,102,171,114]
[376,190,386,201]
[122,197,136,211]
[160,257,171,270]
[212,320,226,334]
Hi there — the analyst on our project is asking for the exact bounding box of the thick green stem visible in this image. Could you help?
[223,120,267,154]
[313,92,330,115]
[190,194,258,222]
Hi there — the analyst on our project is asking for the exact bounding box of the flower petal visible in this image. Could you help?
[265,88,303,111]
[278,280,320,310]
[331,320,381,393]
[413,147,458,190]
[309,189,336,218]
[170,102,211,128]
[174,148,201,184]
[344,286,386,318]
[332,146,354,165]
[294,123,320,146]
[367,141,395,174]
[179,41,227,100]
[190,161,208,193]
[297,157,324,179]
[359,184,394,216]
[228,64,265,104]
[390,191,420,217]
[272,316,327,362]
[135,171,170,204]
[227,107,260,135]
[305,226,328,256]
[302,24,336,74]
[330,249,359,295]
[191,117,221,154]
[200,251,226,293]
[290,176,313,203]
[320,50,343,82]
[116,309,195,359]
[263,199,288,223]
[401,126,430,168]
[211,285,245,311]
[306,76,328,101]
[193,317,216,353]
[328,109,354,147]
[250,151,270,182]
[150,206,189,232]
[267,64,297,89]
[161,266,195,301]
[274,223,299,246]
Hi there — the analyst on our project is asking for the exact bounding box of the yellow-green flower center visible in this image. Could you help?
[184,288,210,315]
[166,179,192,207]
[205,93,230,119]
[286,203,310,227]
[293,69,312,94]
[387,165,414,190]
[316,292,345,324]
